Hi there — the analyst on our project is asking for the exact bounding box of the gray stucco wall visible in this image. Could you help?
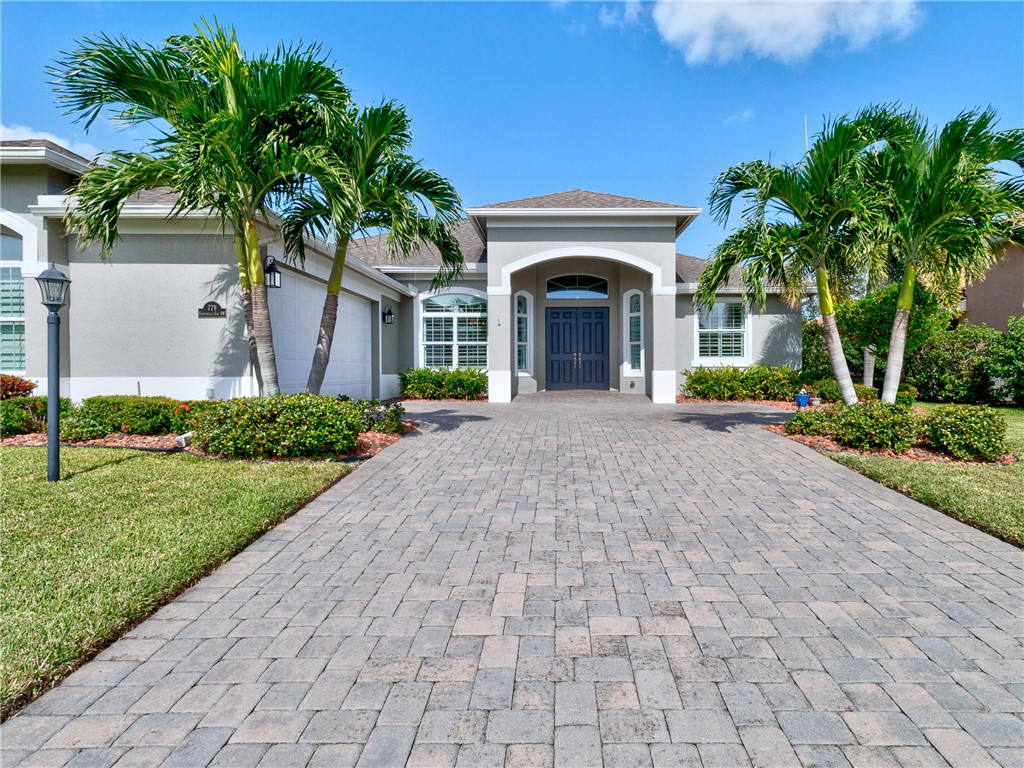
[1,166,76,214]
[674,294,802,392]
[58,234,248,382]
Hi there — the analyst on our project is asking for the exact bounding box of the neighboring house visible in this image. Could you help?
[1,141,803,404]
[963,241,1023,332]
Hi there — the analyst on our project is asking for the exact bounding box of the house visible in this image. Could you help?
[1,140,803,405]
[962,241,1023,332]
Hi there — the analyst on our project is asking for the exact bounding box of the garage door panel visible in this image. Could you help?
[269,278,372,399]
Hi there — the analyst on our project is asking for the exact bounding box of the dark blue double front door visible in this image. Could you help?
[546,307,609,390]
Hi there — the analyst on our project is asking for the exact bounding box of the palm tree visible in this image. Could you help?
[50,19,351,395]
[859,106,1024,402]
[279,102,464,394]
[697,117,885,405]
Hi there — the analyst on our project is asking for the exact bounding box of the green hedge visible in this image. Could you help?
[399,368,488,400]
[924,405,1007,461]
[683,365,801,401]
[338,397,406,433]
[989,317,1024,404]
[904,322,999,403]
[192,394,361,459]
[831,401,919,452]
[0,397,74,437]
[785,401,1008,461]
[79,396,179,436]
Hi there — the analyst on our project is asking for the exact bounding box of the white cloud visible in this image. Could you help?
[724,108,756,124]
[0,124,100,160]
[598,1,644,28]
[650,0,920,65]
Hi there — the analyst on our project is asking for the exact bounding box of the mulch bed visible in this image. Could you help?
[0,422,418,461]
[677,395,820,412]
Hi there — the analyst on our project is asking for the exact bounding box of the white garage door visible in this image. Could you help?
[269,274,373,399]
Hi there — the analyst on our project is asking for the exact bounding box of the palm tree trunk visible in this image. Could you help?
[817,267,858,405]
[881,263,916,403]
[245,220,280,395]
[235,235,262,393]
[863,346,876,387]
[306,236,349,395]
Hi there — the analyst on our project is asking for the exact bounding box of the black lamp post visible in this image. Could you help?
[382,305,395,325]
[264,257,281,289]
[35,265,71,482]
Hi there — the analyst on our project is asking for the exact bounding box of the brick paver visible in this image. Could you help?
[3,395,1021,766]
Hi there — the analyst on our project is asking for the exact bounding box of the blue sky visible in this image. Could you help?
[2,1,1021,259]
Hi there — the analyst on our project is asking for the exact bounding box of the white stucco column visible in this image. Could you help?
[487,288,513,402]
[651,289,677,404]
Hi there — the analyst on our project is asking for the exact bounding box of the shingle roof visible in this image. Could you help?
[675,253,742,286]
[348,219,486,267]
[476,189,692,210]
[124,187,181,206]
[0,139,93,166]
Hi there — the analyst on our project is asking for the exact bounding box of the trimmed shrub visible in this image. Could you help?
[168,400,225,435]
[904,322,999,403]
[338,398,406,433]
[192,394,361,459]
[0,400,32,436]
[785,407,837,436]
[0,396,74,436]
[810,379,879,404]
[989,316,1024,404]
[59,413,109,442]
[741,364,800,401]
[894,384,918,408]
[80,396,179,435]
[1,374,36,400]
[811,378,843,404]
[854,384,879,401]
[683,366,745,400]
[924,405,1007,462]
[399,368,488,400]
[830,401,920,452]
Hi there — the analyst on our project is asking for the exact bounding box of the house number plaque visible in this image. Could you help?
[198,301,227,318]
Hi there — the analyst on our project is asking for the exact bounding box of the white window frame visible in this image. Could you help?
[692,299,750,367]
[416,288,489,370]
[622,289,644,376]
[0,231,26,375]
[515,290,533,376]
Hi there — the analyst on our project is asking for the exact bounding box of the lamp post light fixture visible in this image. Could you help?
[34,264,71,482]
[382,305,395,325]
[264,257,281,289]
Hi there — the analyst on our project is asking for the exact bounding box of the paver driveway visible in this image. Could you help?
[3,395,1022,768]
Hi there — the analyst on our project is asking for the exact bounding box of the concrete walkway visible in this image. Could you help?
[3,395,1022,767]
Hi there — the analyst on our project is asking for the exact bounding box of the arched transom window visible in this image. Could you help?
[422,293,488,369]
[546,275,608,299]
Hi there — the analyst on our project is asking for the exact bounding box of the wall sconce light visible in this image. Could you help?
[382,305,395,325]
[264,257,281,289]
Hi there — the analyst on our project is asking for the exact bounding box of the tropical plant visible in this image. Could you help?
[836,281,952,383]
[698,116,886,405]
[280,102,463,393]
[989,316,1024,404]
[50,19,352,395]
[857,106,1024,402]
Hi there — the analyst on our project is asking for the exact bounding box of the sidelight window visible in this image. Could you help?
[623,290,643,374]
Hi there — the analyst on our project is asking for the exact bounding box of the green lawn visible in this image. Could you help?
[0,448,351,717]
[834,404,1024,547]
